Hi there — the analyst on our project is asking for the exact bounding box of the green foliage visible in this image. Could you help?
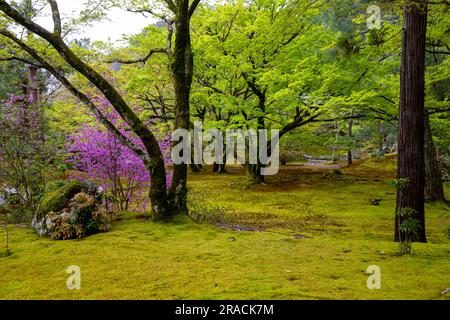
[399,218,422,235]
[391,178,409,190]
[395,207,422,255]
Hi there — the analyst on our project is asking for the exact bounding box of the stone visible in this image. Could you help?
[370,199,382,206]
[31,180,105,238]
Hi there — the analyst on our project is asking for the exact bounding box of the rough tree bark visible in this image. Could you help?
[243,75,266,184]
[424,113,446,201]
[103,1,202,213]
[168,0,196,214]
[395,0,428,243]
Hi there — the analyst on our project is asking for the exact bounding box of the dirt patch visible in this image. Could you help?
[215,223,264,232]
[293,234,312,239]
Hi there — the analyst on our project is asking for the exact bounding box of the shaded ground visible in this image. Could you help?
[0,156,449,300]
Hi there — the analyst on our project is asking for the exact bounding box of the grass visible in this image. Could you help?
[0,156,449,300]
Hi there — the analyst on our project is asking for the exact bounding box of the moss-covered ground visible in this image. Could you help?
[0,156,449,300]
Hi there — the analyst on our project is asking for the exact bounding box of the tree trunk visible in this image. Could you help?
[251,95,266,183]
[190,163,202,173]
[169,1,192,214]
[149,162,172,220]
[395,0,428,243]
[424,113,445,201]
[218,161,227,174]
[347,119,353,166]
[377,120,383,157]
[27,65,40,105]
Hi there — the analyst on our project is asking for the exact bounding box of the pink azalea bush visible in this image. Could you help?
[66,95,172,212]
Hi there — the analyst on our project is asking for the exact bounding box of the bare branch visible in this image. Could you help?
[124,6,170,21]
[106,20,174,65]
[106,48,167,65]
[0,55,43,68]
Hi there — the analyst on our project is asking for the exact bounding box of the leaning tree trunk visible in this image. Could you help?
[395,0,428,243]
[169,1,192,214]
[424,113,445,201]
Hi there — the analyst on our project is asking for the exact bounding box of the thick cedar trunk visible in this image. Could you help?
[424,113,446,201]
[218,161,227,174]
[347,119,353,166]
[169,1,192,214]
[395,1,428,243]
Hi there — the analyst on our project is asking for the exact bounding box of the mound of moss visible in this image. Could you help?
[35,180,87,222]
[32,180,108,238]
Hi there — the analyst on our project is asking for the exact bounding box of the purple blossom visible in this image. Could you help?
[66,95,172,212]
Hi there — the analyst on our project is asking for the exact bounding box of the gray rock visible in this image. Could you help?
[371,199,382,206]
[31,215,47,237]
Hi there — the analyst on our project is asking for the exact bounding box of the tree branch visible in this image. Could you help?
[0,55,43,68]
[427,107,450,115]
[426,49,450,55]
[0,0,165,170]
[163,0,177,14]
[106,48,167,65]
[189,0,201,17]
[0,28,151,166]
[47,0,61,35]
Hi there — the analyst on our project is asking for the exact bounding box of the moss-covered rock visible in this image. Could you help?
[35,179,87,222]
[32,180,106,237]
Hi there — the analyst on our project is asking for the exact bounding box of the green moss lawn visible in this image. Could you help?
[0,157,449,300]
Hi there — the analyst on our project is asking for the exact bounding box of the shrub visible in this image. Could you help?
[395,207,422,255]
[0,94,60,210]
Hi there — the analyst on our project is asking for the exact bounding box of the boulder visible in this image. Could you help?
[32,180,106,238]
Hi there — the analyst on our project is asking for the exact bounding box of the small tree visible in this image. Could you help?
[0,93,55,212]
[396,207,422,255]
